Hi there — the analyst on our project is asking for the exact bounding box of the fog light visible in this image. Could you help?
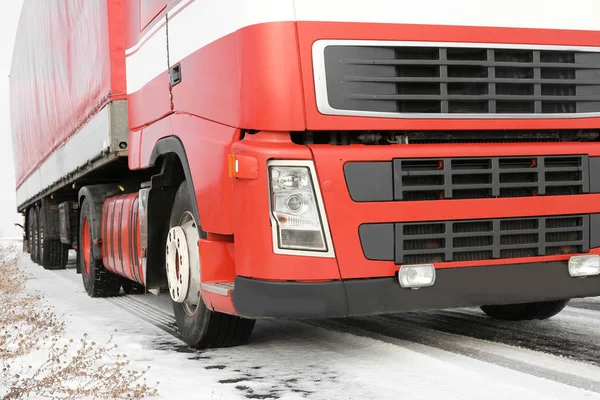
[568,255,600,278]
[399,264,436,289]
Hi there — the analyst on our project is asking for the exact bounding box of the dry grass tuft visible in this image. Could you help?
[0,247,159,399]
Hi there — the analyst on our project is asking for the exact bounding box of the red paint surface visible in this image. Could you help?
[199,239,236,283]
[82,217,91,276]
[231,132,342,281]
[137,113,240,235]
[204,292,237,315]
[102,193,144,284]
[166,22,306,131]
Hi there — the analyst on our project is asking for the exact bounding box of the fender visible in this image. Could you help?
[149,136,201,226]
[78,184,120,262]
[141,113,240,235]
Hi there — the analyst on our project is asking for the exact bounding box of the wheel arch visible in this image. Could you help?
[149,136,201,226]
[144,136,206,290]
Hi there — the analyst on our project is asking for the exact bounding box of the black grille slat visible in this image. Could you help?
[392,155,588,202]
[391,215,589,263]
[345,60,600,69]
[349,94,600,102]
[345,77,600,85]
[325,45,600,115]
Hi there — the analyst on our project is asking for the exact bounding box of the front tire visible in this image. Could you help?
[481,299,569,321]
[79,197,121,297]
[169,181,255,349]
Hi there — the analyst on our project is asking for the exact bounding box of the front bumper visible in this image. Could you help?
[231,260,600,319]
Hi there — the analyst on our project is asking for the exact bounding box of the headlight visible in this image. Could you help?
[268,161,334,256]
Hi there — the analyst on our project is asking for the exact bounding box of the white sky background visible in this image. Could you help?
[0,1,24,239]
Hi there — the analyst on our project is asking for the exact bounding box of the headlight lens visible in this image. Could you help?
[269,166,327,251]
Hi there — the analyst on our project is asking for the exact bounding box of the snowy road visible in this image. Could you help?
[19,255,600,400]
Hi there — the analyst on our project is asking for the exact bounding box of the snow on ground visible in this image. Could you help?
[11,254,600,400]
[0,239,21,263]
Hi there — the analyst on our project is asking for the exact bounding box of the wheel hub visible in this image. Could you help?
[165,213,201,308]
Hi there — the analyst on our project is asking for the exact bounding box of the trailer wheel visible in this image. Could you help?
[38,203,68,270]
[39,240,69,270]
[168,181,255,349]
[79,197,121,297]
[28,207,39,263]
[480,299,569,321]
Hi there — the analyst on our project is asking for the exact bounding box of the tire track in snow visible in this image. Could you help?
[106,295,180,338]
[379,309,600,367]
[309,316,600,394]
[105,280,600,394]
[570,298,600,312]
[55,262,600,394]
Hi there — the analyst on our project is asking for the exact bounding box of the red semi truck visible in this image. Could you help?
[11,0,600,348]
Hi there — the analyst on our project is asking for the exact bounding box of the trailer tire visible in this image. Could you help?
[169,181,255,349]
[28,208,39,263]
[79,197,121,297]
[480,299,569,321]
[38,204,68,270]
[39,240,69,270]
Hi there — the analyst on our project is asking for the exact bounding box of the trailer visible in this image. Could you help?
[11,0,600,348]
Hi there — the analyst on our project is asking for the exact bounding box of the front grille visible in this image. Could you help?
[395,215,589,264]
[322,44,600,116]
[395,155,588,201]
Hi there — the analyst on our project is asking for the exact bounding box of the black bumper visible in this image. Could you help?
[231,261,600,319]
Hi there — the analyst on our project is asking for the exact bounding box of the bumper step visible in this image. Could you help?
[202,282,234,296]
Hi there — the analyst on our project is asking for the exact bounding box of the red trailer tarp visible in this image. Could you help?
[10,0,126,190]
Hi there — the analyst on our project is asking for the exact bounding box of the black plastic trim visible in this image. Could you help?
[325,45,600,115]
[58,202,71,245]
[592,214,600,248]
[169,63,182,87]
[232,261,600,319]
[344,162,393,202]
[346,155,591,203]
[359,223,394,260]
[394,155,589,200]
[358,214,595,263]
[232,277,349,319]
[590,157,600,193]
[149,136,200,225]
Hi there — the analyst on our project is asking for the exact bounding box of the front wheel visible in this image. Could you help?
[481,299,569,321]
[168,181,255,349]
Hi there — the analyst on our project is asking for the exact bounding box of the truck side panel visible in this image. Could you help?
[15,102,128,207]
[124,0,171,130]
[11,0,127,209]
[125,1,306,133]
